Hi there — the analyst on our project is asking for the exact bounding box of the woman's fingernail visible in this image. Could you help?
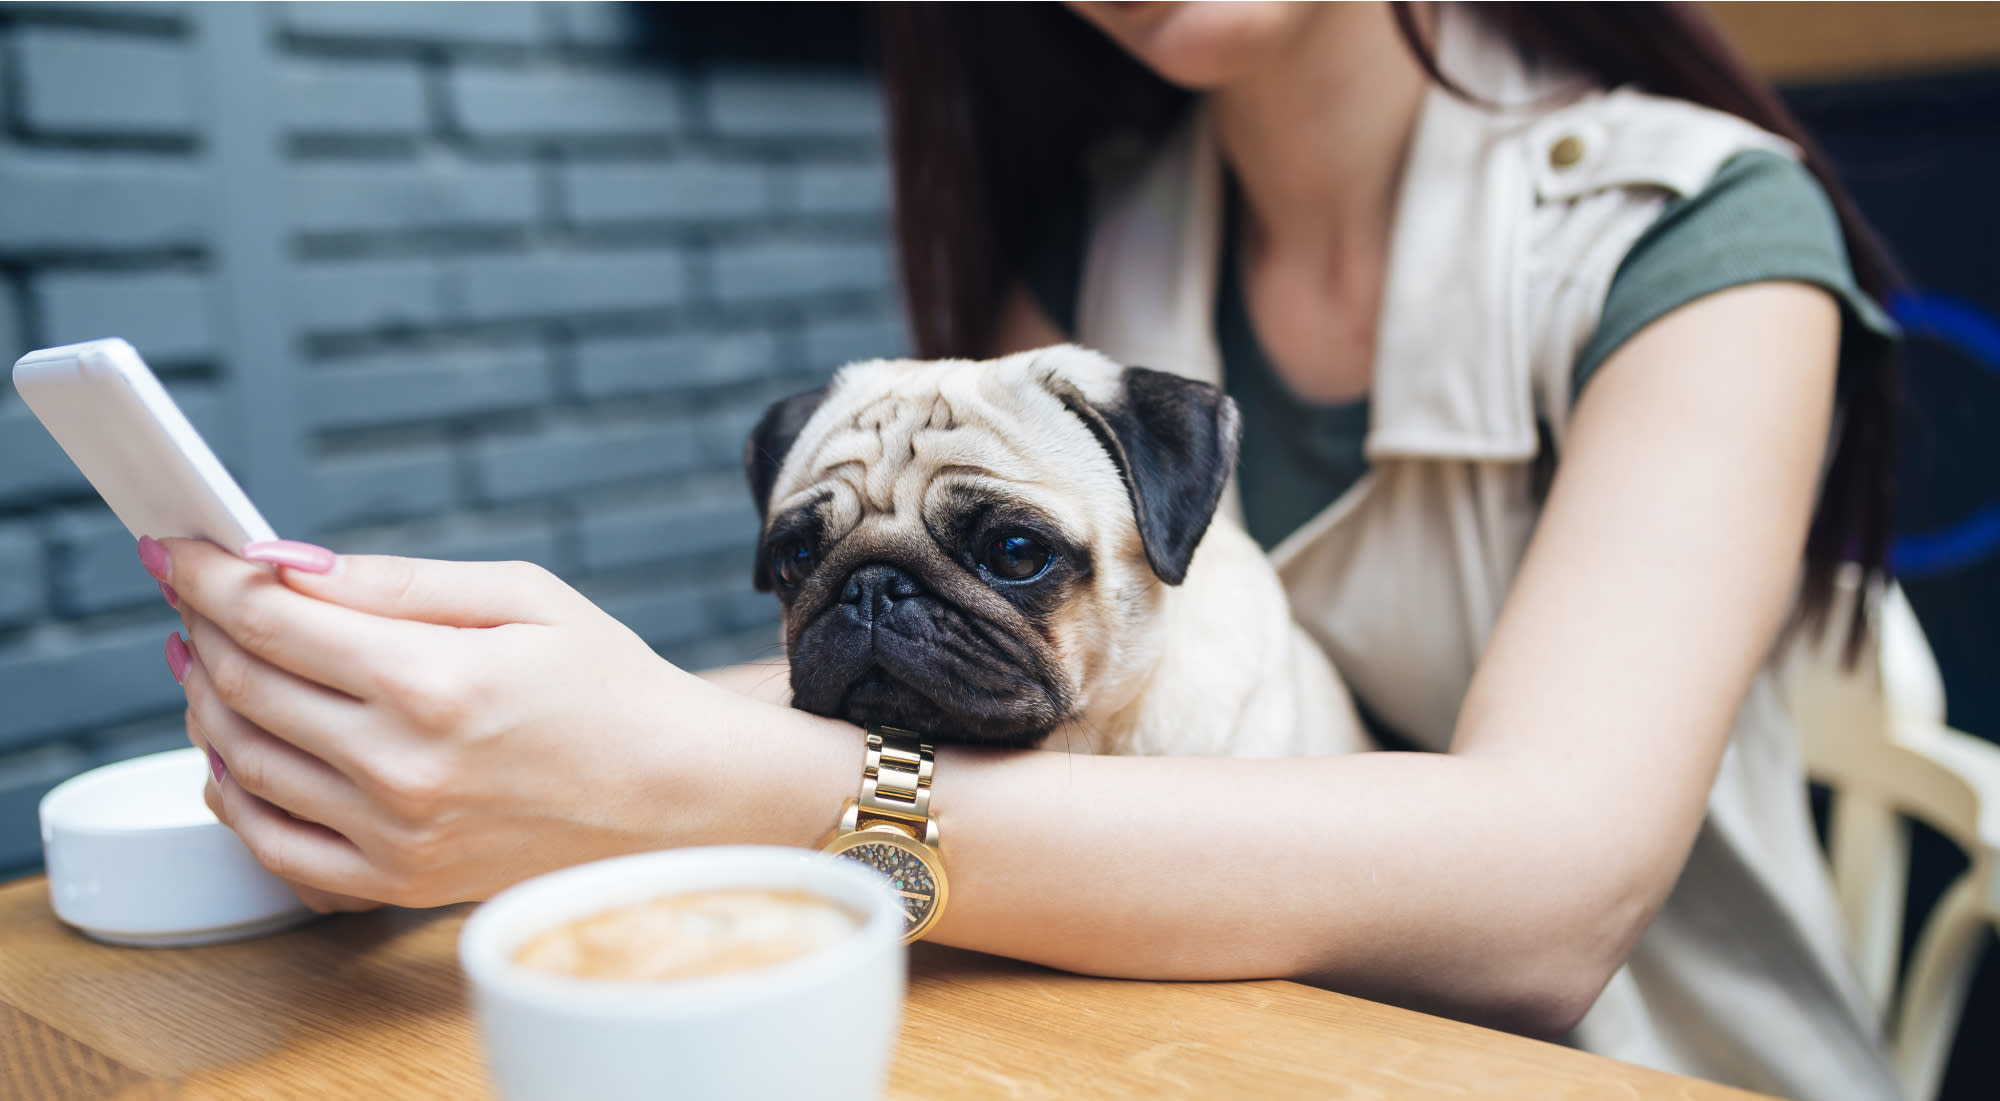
[240,540,337,574]
[138,536,170,582]
[206,745,229,785]
[165,631,192,684]
[159,581,180,610]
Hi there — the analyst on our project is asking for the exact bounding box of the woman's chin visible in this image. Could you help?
[1066,0,1324,90]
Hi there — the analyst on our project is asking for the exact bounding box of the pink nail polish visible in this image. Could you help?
[206,745,229,785]
[138,536,170,582]
[165,631,192,684]
[159,580,180,609]
[240,539,337,574]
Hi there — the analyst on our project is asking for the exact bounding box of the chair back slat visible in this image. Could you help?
[1779,580,1998,1101]
[1828,792,1910,1017]
[1893,873,1991,1101]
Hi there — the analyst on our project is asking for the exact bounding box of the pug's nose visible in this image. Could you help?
[840,564,924,625]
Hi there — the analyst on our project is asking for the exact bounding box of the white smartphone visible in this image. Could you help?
[11,338,278,549]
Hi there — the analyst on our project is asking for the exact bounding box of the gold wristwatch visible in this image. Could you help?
[822,725,947,943]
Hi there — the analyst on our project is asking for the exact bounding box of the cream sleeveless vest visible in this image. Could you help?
[1073,9,1901,1100]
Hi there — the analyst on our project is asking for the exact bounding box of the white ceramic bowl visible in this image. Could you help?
[460,846,906,1101]
[39,747,312,946]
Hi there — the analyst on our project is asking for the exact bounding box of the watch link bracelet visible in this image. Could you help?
[822,725,948,943]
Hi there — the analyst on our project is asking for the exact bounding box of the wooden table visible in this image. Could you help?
[0,876,1765,1100]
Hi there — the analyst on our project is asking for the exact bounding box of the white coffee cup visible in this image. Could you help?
[459,846,906,1101]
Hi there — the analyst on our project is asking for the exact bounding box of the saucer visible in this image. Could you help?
[39,747,313,946]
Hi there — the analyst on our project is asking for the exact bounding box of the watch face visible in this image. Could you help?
[828,828,943,941]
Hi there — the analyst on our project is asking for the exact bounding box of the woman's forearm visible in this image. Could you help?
[729,696,1631,1037]
[931,746,1634,1035]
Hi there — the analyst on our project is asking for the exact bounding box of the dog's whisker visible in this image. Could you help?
[1053,713,1101,756]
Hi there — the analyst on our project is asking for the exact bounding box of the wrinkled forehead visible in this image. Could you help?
[764,354,1123,531]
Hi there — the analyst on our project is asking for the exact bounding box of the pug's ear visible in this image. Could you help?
[744,385,829,593]
[744,385,829,525]
[1049,367,1241,585]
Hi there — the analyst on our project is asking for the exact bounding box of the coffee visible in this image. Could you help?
[513,888,861,982]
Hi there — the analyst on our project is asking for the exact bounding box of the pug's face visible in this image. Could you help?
[744,345,1238,749]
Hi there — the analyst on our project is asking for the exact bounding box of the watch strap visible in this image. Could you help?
[853,725,938,846]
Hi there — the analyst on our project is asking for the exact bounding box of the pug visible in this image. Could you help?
[742,344,1368,758]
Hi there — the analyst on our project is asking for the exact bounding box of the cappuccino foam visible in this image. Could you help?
[513,888,860,982]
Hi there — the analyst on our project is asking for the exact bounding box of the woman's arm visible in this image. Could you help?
[164,281,1837,1038]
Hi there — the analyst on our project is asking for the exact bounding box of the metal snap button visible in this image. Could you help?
[1549,134,1586,169]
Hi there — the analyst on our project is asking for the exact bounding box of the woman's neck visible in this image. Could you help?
[1209,3,1432,273]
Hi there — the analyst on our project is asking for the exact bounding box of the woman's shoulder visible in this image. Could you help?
[1572,147,1897,400]
[1517,86,1796,207]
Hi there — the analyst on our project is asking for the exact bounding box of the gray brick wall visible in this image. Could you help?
[14,26,196,134]
[0,1,906,876]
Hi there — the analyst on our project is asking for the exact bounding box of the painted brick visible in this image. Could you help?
[705,71,882,141]
[0,625,187,752]
[579,497,760,574]
[710,588,779,634]
[8,2,188,17]
[0,744,91,873]
[280,58,428,135]
[172,386,234,460]
[0,525,43,628]
[305,345,551,430]
[0,153,208,252]
[36,271,216,363]
[791,161,891,217]
[711,240,891,304]
[1,289,19,365]
[575,329,780,400]
[313,447,458,530]
[593,584,711,649]
[334,519,561,570]
[0,403,89,503]
[664,628,784,677]
[475,419,702,503]
[294,258,447,333]
[696,403,768,469]
[50,506,158,616]
[803,314,909,371]
[616,585,778,664]
[451,66,683,139]
[290,161,538,235]
[445,250,688,322]
[282,2,541,46]
[88,721,192,769]
[14,28,194,136]
[563,158,774,225]
[546,1,634,47]
[676,600,784,668]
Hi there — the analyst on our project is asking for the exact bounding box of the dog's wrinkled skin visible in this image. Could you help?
[744,344,1367,757]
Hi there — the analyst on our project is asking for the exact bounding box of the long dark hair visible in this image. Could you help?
[877,2,1900,653]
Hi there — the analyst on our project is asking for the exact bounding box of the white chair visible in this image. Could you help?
[1779,573,2000,1101]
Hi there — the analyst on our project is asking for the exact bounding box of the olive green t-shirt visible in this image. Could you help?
[1029,150,1899,551]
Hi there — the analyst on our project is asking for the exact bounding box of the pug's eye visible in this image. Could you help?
[770,538,816,588]
[981,532,1052,582]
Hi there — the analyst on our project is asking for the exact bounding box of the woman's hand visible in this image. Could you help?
[153,537,830,908]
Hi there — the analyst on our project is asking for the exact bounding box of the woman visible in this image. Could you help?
[151,4,1902,1097]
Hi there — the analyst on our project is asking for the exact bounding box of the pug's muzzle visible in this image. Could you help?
[784,560,1067,745]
